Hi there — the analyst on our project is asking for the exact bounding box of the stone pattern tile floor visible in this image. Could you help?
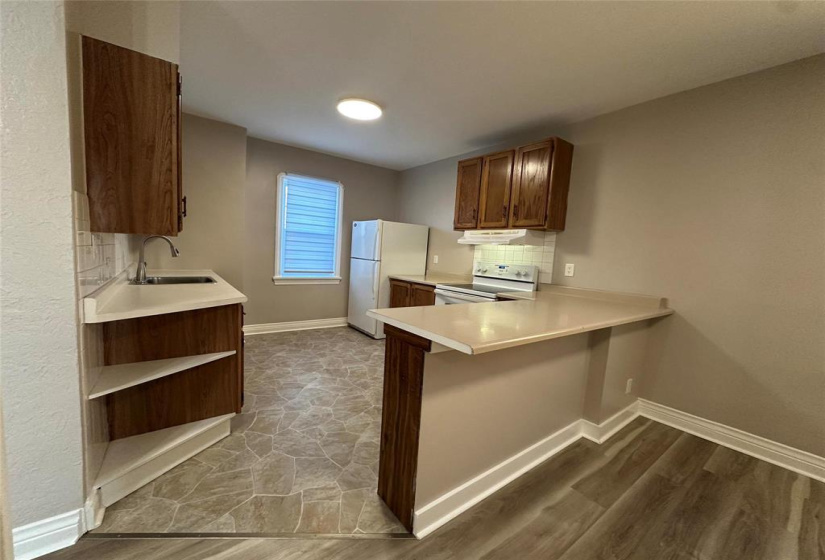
[92,327,407,535]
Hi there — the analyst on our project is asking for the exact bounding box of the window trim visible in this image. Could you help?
[273,172,344,285]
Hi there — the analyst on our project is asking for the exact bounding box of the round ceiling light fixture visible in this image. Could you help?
[336,98,383,121]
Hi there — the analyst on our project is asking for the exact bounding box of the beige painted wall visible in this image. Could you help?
[244,138,400,325]
[417,334,589,506]
[145,114,247,289]
[144,118,401,325]
[555,55,825,456]
[400,55,825,457]
[397,158,474,275]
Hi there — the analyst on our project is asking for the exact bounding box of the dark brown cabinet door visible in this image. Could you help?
[478,150,514,228]
[82,36,182,236]
[410,283,436,306]
[510,140,552,228]
[545,138,574,231]
[390,280,412,308]
[453,157,482,230]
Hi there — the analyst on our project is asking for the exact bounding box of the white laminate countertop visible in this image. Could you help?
[83,269,247,324]
[367,285,672,355]
[387,272,472,286]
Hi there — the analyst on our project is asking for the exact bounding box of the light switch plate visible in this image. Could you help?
[564,263,575,277]
[433,255,439,264]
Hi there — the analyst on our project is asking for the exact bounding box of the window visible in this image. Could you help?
[274,173,344,284]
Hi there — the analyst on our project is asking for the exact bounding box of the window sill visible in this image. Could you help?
[272,276,341,285]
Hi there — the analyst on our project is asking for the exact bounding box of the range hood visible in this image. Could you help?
[457,229,529,245]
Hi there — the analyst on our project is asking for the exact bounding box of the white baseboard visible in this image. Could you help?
[413,398,825,539]
[581,401,640,444]
[83,490,105,532]
[243,317,348,335]
[12,509,83,560]
[637,399,825,483]
[412,420,583,538]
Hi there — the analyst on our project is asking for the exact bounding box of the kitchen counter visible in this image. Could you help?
[367,285,672,355]
[387,272,471,286]
[83,269,248,324]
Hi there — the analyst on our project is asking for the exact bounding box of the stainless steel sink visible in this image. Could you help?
[140,276,216,285]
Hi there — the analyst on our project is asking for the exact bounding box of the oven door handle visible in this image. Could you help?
[434,289,492,304]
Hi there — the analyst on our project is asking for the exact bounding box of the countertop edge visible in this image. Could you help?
[367,305,673,356]
[366,310,474,354]
[85,295,249,324]
[387,273,472,287]
[469,307,673,354]
[83,269,248,324]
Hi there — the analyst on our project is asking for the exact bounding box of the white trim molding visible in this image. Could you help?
[272,276,341,285]
[637,399,825,483]
[244,317,348,336]
[12,509,83,560]
[413,420,582,538]
[412,398,825,539]
[580,401,640,444]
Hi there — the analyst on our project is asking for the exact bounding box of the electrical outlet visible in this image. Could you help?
[625,378,634,394]
[433,255,439,264]
[564,263,575,277]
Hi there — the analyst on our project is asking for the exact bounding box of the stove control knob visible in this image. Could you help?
[475,267,481,273]
[515,271,523,277]
[481,267,488,273]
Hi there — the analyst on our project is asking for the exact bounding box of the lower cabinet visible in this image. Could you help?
[102,304,244,439]
[390,280,436,308]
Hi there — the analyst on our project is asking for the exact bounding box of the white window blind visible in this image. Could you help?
[275,173,343,282]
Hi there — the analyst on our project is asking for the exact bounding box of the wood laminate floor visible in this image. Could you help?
[48,415,824,559]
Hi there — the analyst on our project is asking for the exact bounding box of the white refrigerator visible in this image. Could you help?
[347,220,429,339]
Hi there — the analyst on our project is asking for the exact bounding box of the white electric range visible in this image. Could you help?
[434,262,538,305]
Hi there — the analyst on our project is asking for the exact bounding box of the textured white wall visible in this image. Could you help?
[0,0,84,528]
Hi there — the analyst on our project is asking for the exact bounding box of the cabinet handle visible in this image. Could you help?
[472,209,476,220]
[182,196,187,217]
[513,204,518,219]
[502,205,507,218]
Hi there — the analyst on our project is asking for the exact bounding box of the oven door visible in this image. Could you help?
[434,289,493,305]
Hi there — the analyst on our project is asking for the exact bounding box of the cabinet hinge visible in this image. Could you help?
[177,73,182,97]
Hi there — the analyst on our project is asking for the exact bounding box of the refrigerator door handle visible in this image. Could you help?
[372,261,379,301]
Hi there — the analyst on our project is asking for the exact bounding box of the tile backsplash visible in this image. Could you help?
[73,191,136,298]
[473,232,556,284]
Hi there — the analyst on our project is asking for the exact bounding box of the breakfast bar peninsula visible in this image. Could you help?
[367,285,672,537]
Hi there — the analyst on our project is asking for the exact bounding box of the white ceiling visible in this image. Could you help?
[181,1,825,170]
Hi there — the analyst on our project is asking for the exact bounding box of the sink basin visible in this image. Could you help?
[141,276,216,285]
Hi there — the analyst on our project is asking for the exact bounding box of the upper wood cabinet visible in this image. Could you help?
[82,36,184,236]
[510,141,552,228]
[478,150,515,228]
[453,157,482,229]
[453,137,574,232]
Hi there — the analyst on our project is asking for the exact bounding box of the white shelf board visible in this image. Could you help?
[95,414,234,489]
[88,351,236,399]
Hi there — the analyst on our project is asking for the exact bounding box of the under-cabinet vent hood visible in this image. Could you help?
[458,229,529,245]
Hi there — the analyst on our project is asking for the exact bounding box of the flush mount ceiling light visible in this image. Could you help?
[336,98,382,121]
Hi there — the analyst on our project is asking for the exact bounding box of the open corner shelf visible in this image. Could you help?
[88,351,236,399]
[94,413,234,507]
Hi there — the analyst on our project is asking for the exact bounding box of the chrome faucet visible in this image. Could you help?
[133,235,180,284]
